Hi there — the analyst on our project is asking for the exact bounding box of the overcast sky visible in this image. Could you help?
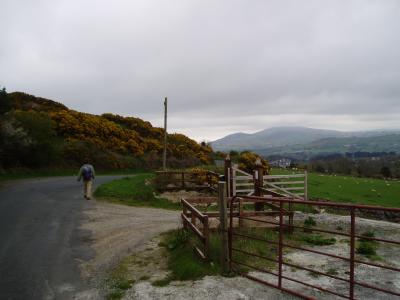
[1,0,400,141]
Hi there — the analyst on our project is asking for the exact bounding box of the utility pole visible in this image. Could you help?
[163,97,168,170]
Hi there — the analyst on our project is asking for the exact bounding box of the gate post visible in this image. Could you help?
[254,158,264,211]
[224,155,232,197]
[218,181,229,274]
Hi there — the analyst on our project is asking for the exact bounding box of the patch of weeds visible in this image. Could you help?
[304,216,317,227]
[303,217,317,232]
[159,229,220,282]
[139,275,150,281]
[302,234,336,246]
[308,271,321,278]
[152,276,174,287]
[336,226,344,231]
[107,290,124,300]
[136,260,148,267]
[232,227,286,273]
[105,256,140,300]
[326,268,339,276]
[359,230,375,242]
[357,242,376,255]
[159,226,313,285]
[356,231,381,260]
[106,258,135,300]
[163,228,191,250]
[356,241,380,260]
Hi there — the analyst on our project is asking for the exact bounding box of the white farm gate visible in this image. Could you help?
[231,167,255,196]
[262,173,308,200]
[228,165,308,200]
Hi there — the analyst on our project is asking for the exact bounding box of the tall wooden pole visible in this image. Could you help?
[163,97,168,170]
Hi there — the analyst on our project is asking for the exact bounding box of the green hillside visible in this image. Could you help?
[0,91,213,171]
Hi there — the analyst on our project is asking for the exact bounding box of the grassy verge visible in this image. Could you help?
[105,256,136,300]
[156,229,221,285]
[94,174,180,210]
[156,226,334,284]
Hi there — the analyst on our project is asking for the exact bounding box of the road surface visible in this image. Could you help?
[0,175,121,300]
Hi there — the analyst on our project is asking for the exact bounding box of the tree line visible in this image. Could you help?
[307,154,400,179]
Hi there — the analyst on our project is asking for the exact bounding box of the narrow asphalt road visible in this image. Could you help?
[0,175,122,300]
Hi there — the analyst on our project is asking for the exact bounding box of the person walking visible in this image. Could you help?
[77,162,95,199]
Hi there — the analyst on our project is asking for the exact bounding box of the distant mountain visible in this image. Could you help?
[212,127,348,150]
[211,126,400,158]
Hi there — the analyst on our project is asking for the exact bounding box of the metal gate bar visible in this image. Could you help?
[228,195,400,300]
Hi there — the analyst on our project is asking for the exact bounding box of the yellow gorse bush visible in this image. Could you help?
[7,92,214,169]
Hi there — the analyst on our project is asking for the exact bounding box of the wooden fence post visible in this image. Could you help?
[224,155,232,197]
[218,181,229,274]
[182,198,187,229]
[204,215,210,258]
[254,158,264,211]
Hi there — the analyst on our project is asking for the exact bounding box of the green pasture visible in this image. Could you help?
[271,168,400,207]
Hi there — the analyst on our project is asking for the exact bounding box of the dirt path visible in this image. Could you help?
[79,202,180,290]
[80,201,299,300]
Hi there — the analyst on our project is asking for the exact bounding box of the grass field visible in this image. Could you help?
[94,169,400,208]
[271,168,400,207]
[94,174,180,210]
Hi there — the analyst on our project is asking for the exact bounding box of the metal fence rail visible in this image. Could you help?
[228,195,400,300]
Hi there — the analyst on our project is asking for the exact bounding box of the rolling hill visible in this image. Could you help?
[212,126,400,159]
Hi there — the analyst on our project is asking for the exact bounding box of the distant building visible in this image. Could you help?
[270,158,292,168]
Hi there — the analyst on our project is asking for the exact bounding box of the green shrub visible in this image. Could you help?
[162,228,190,250]
[1,111,62,168]
[303,234,336,246]
[304,216,317,227]
[359,231,375,242]
[356,242,376,256]
[326,268,339,276]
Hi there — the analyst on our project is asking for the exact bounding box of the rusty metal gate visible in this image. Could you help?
[228,195,400,300]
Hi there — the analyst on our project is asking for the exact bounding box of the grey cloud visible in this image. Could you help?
[1,0,400,141]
